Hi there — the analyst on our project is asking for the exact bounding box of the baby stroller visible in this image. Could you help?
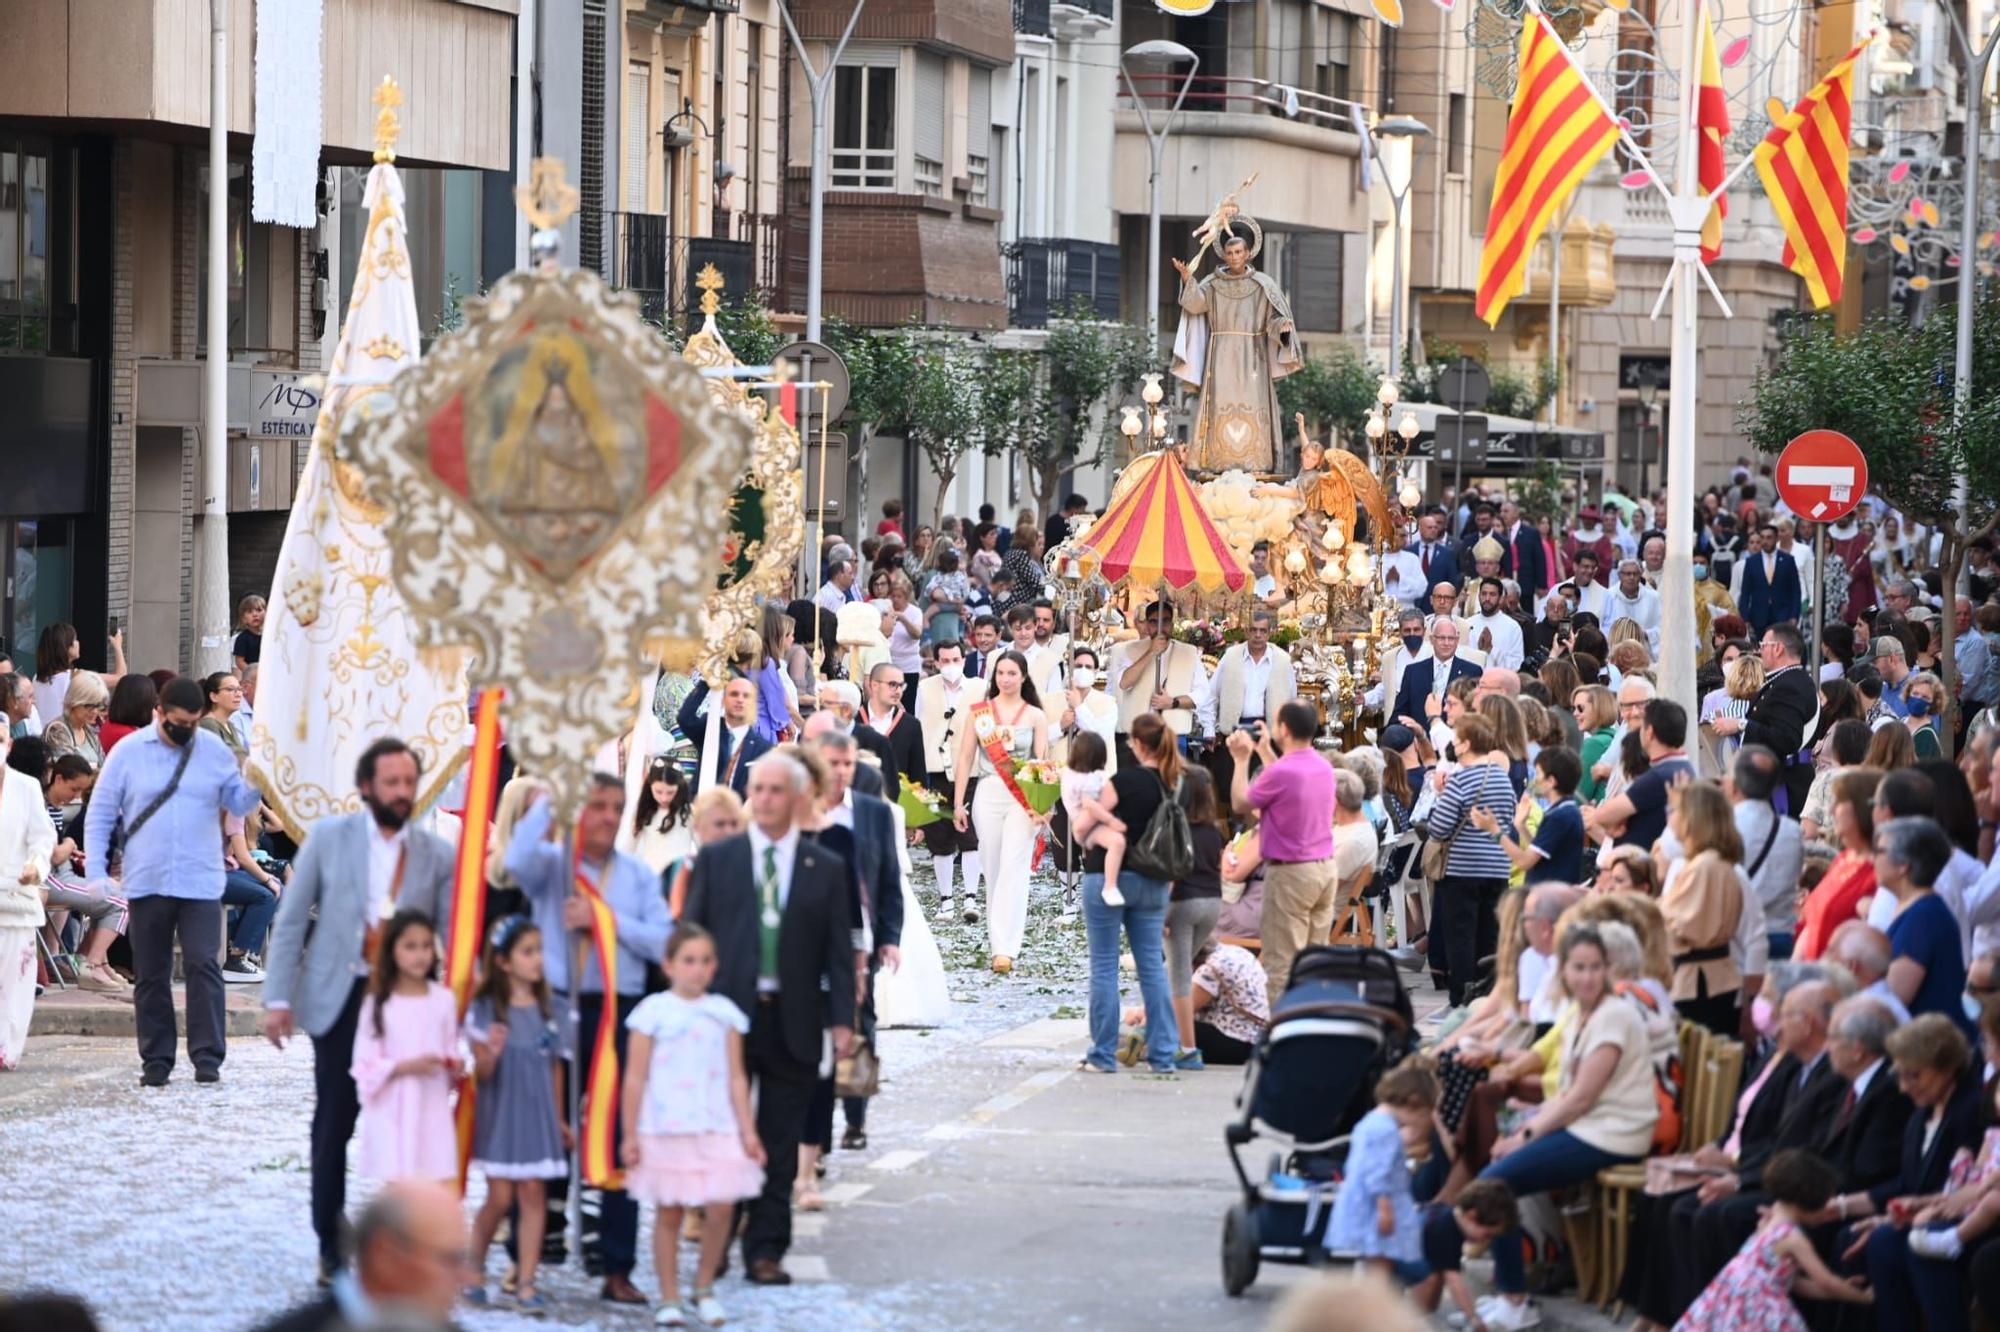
[1220,945,1416,1296]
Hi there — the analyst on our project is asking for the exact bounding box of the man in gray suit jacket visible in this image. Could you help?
[260,738,456,1282]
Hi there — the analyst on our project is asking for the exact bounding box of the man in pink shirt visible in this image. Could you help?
[1226,699,1337,1006]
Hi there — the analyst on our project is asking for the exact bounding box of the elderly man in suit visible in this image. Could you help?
[261,738,458,1285]
[810,729,904,1152]
[677,674,772,795]
[1392,618,1481,733]
[681,751,856,1287]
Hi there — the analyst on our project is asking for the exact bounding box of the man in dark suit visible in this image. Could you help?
[1408,509,1462,598]
[1391,619,1481,731]
[676,674,772,795]
[680,751,856,1287]
[1454,501,1499,572]
[254,1182,463,1332]
[1740,622,1821,815]
[857,662,926,792]
[1497,498,1546,606]
[1660,979,1845,1321]
[809,729,904,1151]
[1736,522,1803,635]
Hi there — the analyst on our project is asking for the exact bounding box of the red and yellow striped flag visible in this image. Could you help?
[449,687,505,1194]
[1694,0,1731,262]
[1475,15,1622,326]
[1754,40,1867,309]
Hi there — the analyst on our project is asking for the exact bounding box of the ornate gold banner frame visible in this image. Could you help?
[339,251,756,821]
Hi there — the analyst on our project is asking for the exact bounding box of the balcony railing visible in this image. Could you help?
[1013,0,1051,37]
[1005,237,1122,329]
[1118,74,1368,136]
[1052,0,1112,18]
[597,212,785,327]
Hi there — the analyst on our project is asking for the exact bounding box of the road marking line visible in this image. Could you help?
[926,1065,1075,1140]
[869,1149,928,1172]
[787,1254,831,1282]
[793,1215,828,1239]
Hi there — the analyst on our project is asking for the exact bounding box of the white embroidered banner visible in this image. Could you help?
[252,0,325,227]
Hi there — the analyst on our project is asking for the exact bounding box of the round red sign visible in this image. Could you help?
[1775,430,1868,523]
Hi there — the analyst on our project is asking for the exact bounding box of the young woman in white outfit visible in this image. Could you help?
[952,651,1049,974]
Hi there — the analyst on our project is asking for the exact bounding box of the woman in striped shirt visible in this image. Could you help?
[1426,712,1520,1007]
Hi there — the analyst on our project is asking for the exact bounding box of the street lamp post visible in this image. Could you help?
[1120,40,1199,352]
[1371,116,1432,379]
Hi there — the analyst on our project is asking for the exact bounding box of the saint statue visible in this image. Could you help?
[1170,220,1300,475]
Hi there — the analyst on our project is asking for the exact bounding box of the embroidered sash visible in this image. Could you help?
[970,700,1035,816]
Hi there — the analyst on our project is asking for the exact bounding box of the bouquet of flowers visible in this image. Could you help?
[897,776,949,829]
[1012,758,1064,816]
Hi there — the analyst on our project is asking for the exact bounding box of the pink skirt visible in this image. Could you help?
[624,1132,765,1207]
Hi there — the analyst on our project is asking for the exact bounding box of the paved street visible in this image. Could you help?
[0,873,1618,1331]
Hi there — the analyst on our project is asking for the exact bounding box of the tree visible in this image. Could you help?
[897,337,984,531]
[1739,302,2000,752]
[1277,341,1383,447]
[988,306,1153,521]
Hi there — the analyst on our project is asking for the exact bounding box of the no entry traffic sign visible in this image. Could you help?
[1776,430,1868,523]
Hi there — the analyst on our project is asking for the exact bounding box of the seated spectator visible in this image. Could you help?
[1801,718,1873,845]
[1827,1014,1986,1332]
[219,808,282,983]
[1330,768,1380,916]
[1871,815,1975,1038]
[41,672,108,767]
[1188,940,1267,1066]
[1825,920,1915,1025]
[1623,969,1846,1330]
[1594,844,1660,897]
[1795,768,1885,959]
[34,752,127,994]
[99,674,157,754]
[1466,923,1661,1325]
[198,671,249,761]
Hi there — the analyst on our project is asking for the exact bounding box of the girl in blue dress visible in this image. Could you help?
[1328,1062,1437,1272]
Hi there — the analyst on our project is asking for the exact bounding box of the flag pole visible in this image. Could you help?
[1658,0,1707,727]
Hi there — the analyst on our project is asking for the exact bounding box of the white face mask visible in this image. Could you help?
[1071,667,1097,690]
[940,664,964,685]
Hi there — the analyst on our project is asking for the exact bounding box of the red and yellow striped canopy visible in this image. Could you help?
[1077,450,1247,594]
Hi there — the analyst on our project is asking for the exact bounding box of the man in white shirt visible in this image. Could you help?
[1051,646,1119,766]
[1605,558,1663,652]
[1463,576,1526,671]
[1248,541,1282,606]
[1825,922,1914,1026]
[1563,549,1613,621]
[914,640,984,919]
[816,558,856,617]
[1519,884,1582,1029]
[1202,608,1297,736]
[1639,533,1667,589]
[1107,600,1210,755]
[1002,605,1062,699]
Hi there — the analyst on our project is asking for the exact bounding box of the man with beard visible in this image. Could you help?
[260,738,459,1284]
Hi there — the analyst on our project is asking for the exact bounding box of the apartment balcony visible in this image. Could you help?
[637,0,741,39]
[1113,76,1369,235]
[1005,238,1121,328]
[791,0,1014,64]
[1014,0,1051,37]
[1050,0,1112,39]
[1519,218,1619,308]
[596,212,785,328]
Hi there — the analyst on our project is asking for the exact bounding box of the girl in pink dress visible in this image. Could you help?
[350,910,461,1184]
[1674,1150,1874,1332]
[621,925,765,1329]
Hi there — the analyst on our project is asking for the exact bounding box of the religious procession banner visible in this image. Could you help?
[336,160,758,822]
[249,79,469,837]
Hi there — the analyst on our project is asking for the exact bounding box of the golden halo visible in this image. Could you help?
[1215,214,1263,262]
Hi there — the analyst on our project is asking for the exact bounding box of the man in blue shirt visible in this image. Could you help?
[85,675,263,1087]
[505,773,672,1307]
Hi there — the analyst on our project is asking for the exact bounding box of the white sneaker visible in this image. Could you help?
[935,896,955,921]
[654,1303,689,1328]
[1482,1297,1541,1330]
[690,1292,727,1326]
[1908,1225,1964,1260]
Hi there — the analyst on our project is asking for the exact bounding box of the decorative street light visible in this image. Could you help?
[1121,40,1201,352]
[1371,116,1433,380]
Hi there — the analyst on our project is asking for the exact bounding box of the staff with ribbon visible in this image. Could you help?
[449,688,506,1191]
[501,775,673,1305]
[949,653,1052,974]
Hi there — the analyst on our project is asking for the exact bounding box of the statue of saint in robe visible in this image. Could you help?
[1170,228,1301,475]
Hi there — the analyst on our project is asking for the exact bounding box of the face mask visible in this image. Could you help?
[163,720,197,747]
[1750,995,1777,1036]
[1403,634,1425,654]
[1907,694,1933,718]
[941,664,964,685]
[1966,990,1986,1024]
[1071,667,1097,689]
[1692,564,1709,582]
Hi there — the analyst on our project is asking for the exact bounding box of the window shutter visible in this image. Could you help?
[968,68,992,158]
[624,64,650,211]
[1291,232,1346,333]
[915,52,946,164]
